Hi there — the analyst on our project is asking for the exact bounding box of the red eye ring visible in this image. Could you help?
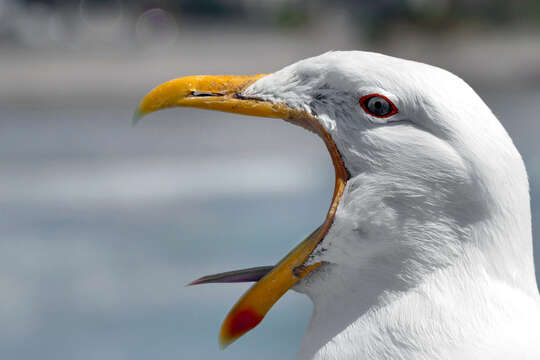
[359,94,398,118]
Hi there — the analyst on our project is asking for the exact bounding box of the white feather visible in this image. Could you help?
[245,51,540,359]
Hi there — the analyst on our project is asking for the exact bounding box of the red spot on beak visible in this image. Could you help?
[228,309,263,337]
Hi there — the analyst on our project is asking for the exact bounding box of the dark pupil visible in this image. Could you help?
[367,96,390,116]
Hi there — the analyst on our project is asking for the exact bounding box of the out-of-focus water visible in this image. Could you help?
[1,87,539,359]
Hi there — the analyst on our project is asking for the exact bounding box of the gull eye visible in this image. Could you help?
[359,94,398,118]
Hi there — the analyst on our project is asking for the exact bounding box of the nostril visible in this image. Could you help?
[190,91,222,97]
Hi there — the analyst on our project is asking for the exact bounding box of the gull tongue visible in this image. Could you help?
[188,266,274,286]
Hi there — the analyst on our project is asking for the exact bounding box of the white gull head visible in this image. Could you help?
[245,51,540,359]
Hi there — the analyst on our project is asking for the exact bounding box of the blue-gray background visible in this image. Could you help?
[2,1,540,359]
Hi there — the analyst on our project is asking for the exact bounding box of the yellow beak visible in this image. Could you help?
[135,74,349,348]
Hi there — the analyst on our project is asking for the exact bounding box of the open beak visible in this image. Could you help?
[135,74,349,348]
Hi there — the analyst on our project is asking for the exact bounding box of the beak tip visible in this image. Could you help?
[218,336,232,350]
[132,109,144,126]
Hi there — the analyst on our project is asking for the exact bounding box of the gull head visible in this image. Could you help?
[134,51,535,349]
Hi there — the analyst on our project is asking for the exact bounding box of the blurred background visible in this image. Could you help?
[1,0,540,359]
